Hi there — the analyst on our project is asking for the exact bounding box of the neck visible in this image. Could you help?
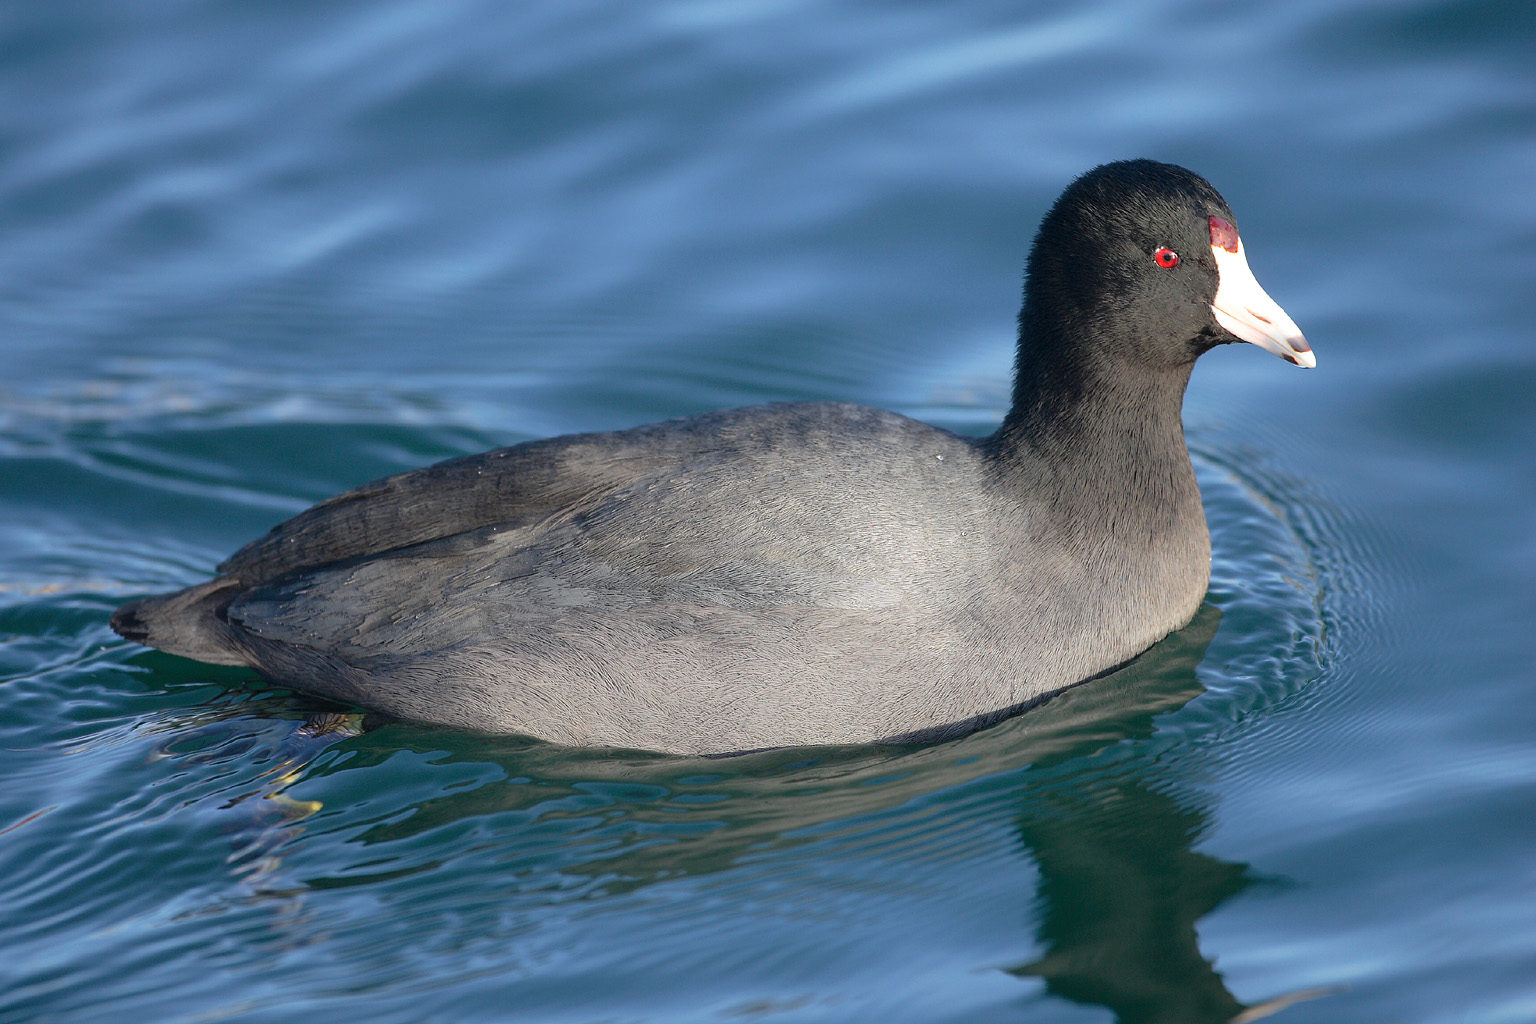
[982,323,1199,518]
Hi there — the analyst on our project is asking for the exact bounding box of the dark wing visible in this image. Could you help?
[216,419,720,586]
[115,414,729,662]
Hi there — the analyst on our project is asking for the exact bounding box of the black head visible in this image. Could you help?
[1017,159,1311,379]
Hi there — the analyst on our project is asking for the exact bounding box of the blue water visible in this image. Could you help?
[3,1,1534,1021]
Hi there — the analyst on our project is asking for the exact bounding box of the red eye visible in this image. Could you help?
[1154,247,1180,268]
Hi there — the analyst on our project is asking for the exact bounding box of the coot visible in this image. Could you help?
[112,160,1313,755]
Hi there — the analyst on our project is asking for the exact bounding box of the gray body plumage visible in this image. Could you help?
[115,398,1207,754]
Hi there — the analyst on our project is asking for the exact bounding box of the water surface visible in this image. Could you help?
[3,2,1534,1021]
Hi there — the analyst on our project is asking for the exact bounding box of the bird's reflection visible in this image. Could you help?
[1008,774,1251,1024]
[996,603,1255,1023]
[147,601,1318,1022]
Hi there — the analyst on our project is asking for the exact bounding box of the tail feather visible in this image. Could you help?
[110,578,251,667]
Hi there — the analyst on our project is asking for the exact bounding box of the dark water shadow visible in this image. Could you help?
[989,604,1268,1024]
